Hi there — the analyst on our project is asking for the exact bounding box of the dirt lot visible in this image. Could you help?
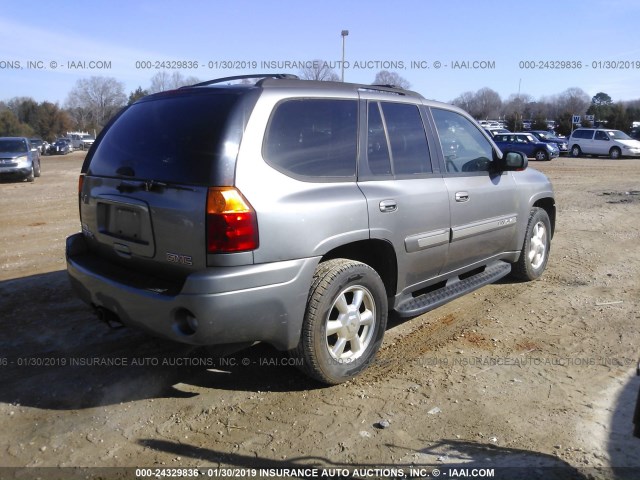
[1,152,639,479]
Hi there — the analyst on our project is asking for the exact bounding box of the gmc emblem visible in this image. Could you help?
[166,252,193,266]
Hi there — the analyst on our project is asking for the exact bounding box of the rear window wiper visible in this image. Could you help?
[116,179,196,193]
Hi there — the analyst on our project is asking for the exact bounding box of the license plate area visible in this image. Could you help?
[103,206,144,243]
[96,196,155,258]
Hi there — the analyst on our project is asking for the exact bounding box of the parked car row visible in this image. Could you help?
[26,135,95,156]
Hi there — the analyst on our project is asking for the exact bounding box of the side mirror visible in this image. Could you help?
[497,151,527,171]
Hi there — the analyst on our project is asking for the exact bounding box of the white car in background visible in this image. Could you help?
[569,128,640,159]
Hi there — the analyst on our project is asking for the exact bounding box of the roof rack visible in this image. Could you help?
[358,85,408,96]
[370,84,401,89]
[186,73,299,88]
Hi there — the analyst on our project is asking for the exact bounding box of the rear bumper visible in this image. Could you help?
[66,233,319,350]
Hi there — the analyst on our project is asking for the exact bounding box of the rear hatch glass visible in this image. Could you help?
[85,89,255,186]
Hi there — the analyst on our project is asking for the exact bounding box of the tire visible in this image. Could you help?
[291,259,388,384]
[571,145,581,157]
[610,147,621,159]
[534,150,549,161]
[511,207,551,281]
[25,165,35,182]
[34,159,41,177]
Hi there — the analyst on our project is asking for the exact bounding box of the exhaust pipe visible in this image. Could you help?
[95,306,124,330]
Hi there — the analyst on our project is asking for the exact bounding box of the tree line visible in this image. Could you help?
[451,87,640,135]
[1,67,638,141]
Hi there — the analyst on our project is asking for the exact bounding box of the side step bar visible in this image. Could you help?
[395,261,512,318]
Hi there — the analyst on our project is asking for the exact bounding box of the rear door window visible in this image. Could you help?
[380,102,432,175]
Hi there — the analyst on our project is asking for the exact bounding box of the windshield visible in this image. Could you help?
[607,130,632,140]
[0,139,28,153]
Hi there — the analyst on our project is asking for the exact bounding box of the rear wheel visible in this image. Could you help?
[609,147,621,159]
[511,207,551,281]
[571,145,581,157]
[291,259,388,384]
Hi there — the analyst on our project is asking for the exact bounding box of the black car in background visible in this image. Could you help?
[49,139,71,155]
[527,130,569,155]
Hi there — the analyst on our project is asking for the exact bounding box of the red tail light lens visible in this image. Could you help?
[206,188,259,253]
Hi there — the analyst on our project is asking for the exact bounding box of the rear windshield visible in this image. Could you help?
[86,92,248,185]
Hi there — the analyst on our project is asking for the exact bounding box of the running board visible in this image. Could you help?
[395,261,511,318]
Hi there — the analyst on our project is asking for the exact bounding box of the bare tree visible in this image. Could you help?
[474,87,502,119]
[501,93,534,118]
[557,87,590,116]
[372,70,411,89]
[452,91,477,115]
[66,76,127,130]
[298,60,339,81]
[149,71,200,93]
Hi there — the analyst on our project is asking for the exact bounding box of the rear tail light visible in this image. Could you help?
[206,187,259,253]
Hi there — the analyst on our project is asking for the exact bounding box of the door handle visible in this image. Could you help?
[455,191,469,202]
[379,200,397,213]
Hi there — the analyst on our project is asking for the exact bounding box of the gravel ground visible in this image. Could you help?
[1,152,639,480]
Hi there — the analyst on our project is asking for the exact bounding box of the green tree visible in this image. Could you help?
[532,112,548,130]
[0,110,34,137]
[555,112,574,137]
[587,92,613,123]
[606,103,629,130]
[35,102,74,141]
[128,86,149,105]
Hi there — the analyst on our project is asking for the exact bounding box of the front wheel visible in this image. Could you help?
[534,149,549,161]
[25,165,35,182]
[291,259,388,384]
[610,147,621,159]
[571,145,582,157]
[511,207,551,281]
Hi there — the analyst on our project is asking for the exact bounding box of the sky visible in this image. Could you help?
[1,0,640,106]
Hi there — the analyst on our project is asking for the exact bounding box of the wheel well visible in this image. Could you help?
[321,240,397,298]
[533,197,556,238]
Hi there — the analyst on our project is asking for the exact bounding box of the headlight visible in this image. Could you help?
[14,154,29,165]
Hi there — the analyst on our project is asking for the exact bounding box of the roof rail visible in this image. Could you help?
[186,73,299,88]
[358,85,407,96]
[370,84,401,89]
